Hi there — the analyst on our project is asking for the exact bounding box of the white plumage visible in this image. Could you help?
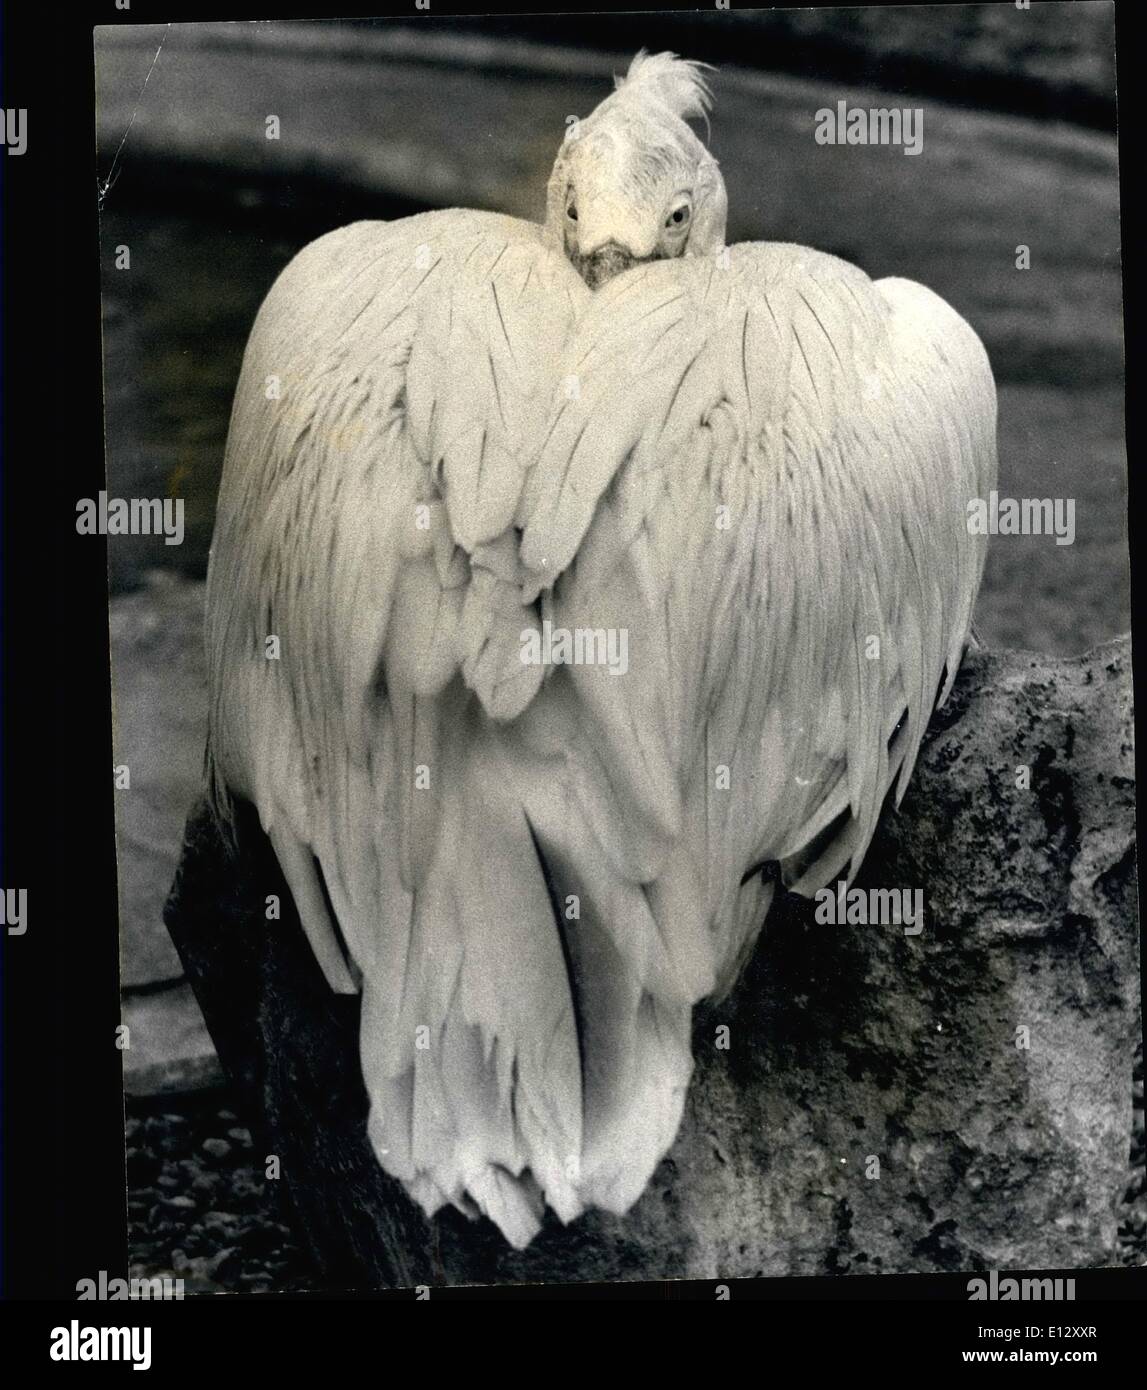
[205,52,997,1247]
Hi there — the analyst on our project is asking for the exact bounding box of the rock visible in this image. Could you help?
[164,639,1139,1286]
[121,983,223,1099]
[157,1129,191,1159]
[201,1212,240,1238]
[205,1247,242,1282]
[111,573,211,987]
[229,1170,265,1205]
[126,1149,159,1185]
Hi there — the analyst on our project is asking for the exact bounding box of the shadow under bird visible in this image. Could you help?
[205,52,998,1248]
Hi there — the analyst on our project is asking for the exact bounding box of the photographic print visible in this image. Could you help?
[93,4,1139,1295]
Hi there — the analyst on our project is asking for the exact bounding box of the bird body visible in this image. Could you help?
[206,55,997,1248]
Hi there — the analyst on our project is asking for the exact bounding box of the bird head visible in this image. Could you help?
[545,51,727,290]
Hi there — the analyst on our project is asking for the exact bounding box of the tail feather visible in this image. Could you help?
[354,690,703,1244]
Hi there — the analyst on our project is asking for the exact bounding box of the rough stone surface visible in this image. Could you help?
[122,984,222,1098]
[112,572,209,986]
[164,639,1139,1287]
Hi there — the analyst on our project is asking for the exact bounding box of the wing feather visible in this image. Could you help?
[519,243,996,984]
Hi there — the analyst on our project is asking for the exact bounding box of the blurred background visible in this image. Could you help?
[96,7,1136,1290]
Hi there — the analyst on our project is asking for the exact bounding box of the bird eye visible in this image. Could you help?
[666,203,691,229]
[566,202,578,222]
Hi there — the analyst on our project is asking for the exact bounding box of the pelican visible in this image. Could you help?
[205,52,997,1248]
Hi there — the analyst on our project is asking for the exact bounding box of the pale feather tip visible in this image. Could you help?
[614,49,715,123]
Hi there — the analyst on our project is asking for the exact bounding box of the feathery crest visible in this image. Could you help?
[614,49,714,126]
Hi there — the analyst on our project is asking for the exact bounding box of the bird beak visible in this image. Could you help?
[574,241,637,290]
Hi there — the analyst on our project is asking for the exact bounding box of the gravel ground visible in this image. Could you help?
[127,1091,317,1294]
[130,1052,1144,1291]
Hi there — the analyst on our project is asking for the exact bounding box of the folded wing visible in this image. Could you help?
[519,243,997,994]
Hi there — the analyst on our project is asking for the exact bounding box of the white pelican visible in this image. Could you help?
[205,52,997,1248]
